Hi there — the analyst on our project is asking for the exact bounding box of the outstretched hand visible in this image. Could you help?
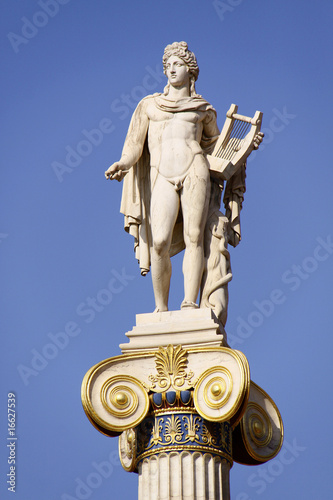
[105,161,129,181]
[253,132,264,150]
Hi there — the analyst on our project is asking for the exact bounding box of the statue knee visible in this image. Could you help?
[184,227,203,247]
[152,235,170,257]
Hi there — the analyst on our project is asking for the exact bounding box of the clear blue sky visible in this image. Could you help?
[1,1,332,499]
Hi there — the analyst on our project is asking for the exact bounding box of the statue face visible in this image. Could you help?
[165,55,190,87]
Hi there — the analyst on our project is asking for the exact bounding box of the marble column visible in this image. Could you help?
[82,312,283,500]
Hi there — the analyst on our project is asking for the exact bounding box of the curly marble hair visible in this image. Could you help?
[162,41,199,96]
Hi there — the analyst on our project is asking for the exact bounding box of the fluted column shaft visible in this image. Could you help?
[138,451,230,500]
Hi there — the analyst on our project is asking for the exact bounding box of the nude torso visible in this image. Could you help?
[104,56,221,312]
[146,100,206,179]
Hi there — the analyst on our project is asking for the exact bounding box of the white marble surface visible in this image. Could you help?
[138,451,231,500]
[120,308,226,353]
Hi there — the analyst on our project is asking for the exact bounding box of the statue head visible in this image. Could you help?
[162,41,199,96]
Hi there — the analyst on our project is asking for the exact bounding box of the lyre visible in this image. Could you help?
[207,104,263,181]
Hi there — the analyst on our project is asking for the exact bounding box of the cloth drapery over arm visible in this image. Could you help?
[223,162,246,247]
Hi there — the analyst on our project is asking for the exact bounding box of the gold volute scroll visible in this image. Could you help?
[193,349,250,425]
[233,381,284,465]
[119,428,137,472]
[82,371,150,434]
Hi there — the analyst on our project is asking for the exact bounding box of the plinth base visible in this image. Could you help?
[120,308,227,354]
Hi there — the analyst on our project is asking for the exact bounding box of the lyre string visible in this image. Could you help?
[216,119,251,160]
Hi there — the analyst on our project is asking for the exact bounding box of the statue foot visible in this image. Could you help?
[153,306,168,313]
[180,300,199,310]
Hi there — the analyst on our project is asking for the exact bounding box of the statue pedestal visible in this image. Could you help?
[81,310,283,500]
[120,308,227,354]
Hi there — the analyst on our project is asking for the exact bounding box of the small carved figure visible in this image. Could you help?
[200,207,232,327]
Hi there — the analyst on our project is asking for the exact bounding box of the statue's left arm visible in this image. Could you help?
[200,109,220,155]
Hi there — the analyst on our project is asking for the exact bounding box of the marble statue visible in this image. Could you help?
[105,41,263,324]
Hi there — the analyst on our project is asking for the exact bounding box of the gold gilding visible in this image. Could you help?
[101,380,139,419]
[240,382,284,462]
[119,428,137,472]
[84,373,149,433]
[203,373,232,408]
[135,444,233,468]
[247,403,272,448]
[114,391,129,407]
[193,355,248,423]
[211,382,224,398]
[81,346,250,435]
[148,345,194,392]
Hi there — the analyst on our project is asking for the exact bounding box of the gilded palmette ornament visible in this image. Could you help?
[148,345,194,391]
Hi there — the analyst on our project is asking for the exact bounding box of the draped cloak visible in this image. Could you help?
[119,93,245,276]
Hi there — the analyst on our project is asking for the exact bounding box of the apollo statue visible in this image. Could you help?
[105,41,263,325]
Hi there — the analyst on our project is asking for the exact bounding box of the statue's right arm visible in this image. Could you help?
[105,99,149,181]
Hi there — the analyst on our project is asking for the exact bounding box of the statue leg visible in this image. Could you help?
[181,157,210,307]
[150,175,180,311]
